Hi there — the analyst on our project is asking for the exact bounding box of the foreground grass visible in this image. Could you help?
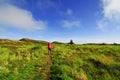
[51,44,120,80]
[0,39,120,80]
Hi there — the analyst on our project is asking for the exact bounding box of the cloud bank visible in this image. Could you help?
[102,0,120,20]
[47,37,119,44]
[60,8,81,28]
[0,5,47,30]
[98,0,120,30]
[61,20,80,28]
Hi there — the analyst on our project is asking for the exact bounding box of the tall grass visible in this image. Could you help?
[0,40,120,80]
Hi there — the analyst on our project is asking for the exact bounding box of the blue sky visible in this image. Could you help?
[0,0,120,43]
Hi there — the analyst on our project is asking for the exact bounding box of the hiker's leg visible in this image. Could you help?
[48,49,50,55]
[48,49,51,55]
[50,49,52,55]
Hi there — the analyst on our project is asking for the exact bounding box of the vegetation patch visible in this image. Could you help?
[0,39,120,80]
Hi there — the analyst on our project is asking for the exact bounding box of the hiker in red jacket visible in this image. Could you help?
[48,42,52,55]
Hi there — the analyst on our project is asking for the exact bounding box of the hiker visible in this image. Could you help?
[48,42,52,55]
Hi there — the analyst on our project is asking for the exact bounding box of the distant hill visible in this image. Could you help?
[0,38,11,41]
[19,38,39,43]
[83,43,120,45]
[19,38,48,45]
[0,38,48,46]
[52,41,65,44]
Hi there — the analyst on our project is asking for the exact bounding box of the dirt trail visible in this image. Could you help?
[43,54,52,80]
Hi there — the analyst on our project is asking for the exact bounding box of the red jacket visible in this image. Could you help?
[48,42,52,49]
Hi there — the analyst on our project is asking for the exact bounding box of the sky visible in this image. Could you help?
[0,0,120,43]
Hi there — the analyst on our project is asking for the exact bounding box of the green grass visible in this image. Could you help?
[0,39,120,80]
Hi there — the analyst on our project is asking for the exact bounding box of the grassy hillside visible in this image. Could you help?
[0,39,120,80]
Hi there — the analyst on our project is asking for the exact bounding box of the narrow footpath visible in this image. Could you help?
[43,54,52,80]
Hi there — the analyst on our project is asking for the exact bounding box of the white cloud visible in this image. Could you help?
[97,18,108,30]
[67,9,73,16]
[60,8,80,28]
[0,0,9,3]
[37,0,59,10]
[98,0,120,30]
[61,20,80,28]
[46,37,119,44]
[102,0,120,20]
[0,5,47,30]
[0,28,4,33]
